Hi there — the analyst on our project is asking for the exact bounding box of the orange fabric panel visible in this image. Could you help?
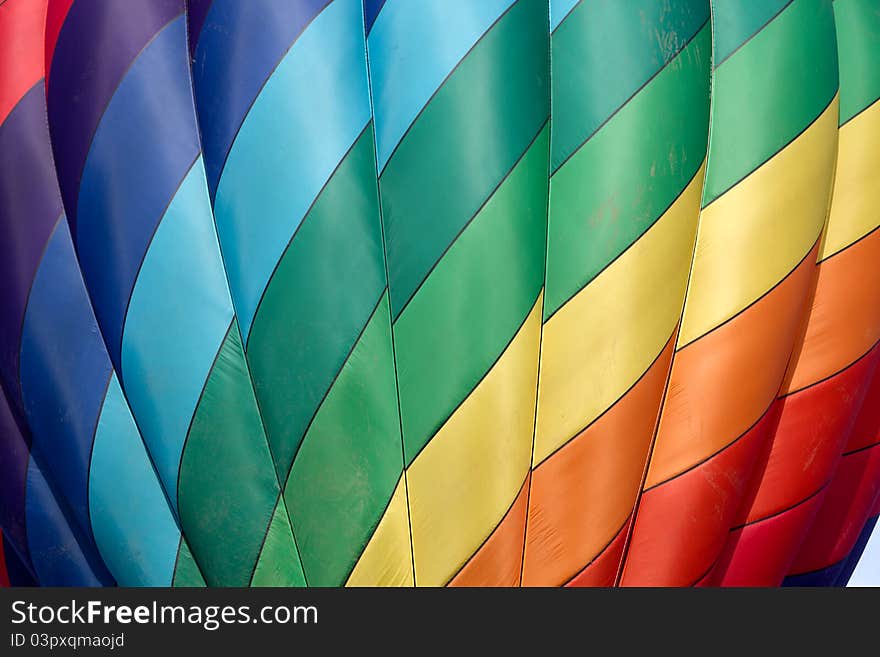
[0,0,47,125]
[565,518,631,588]
[645,241,820,489]
[783,228,880,393]
[620,403,779,586]
[447,475,530,587]
[521,334,675,586]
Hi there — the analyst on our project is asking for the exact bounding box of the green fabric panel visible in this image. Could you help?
[545,23,710,319]
[379,0,549,319]
[284,292,403,586]
[703,0,838,204]
[834,0,880,123]
[246,127,386,480]
[177,325,284,586]
[712,0,793,66]
[394,124,549,464]
[551,0,709,170]
[250,496,307,587]
[172,538,206,587]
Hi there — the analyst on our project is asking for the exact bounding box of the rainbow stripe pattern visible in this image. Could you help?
[1,0,880,587]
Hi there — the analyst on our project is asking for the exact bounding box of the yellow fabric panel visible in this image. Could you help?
[678,96,839,347]
[406,294,542,586]
[345,475,414,587]
[533,163,705,465]
[820,99,880,260]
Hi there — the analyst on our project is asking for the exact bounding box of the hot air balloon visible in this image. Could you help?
[780,0,880,587]
[623,0,841,586]
[524,0,710,587]
[1,0,879,588]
